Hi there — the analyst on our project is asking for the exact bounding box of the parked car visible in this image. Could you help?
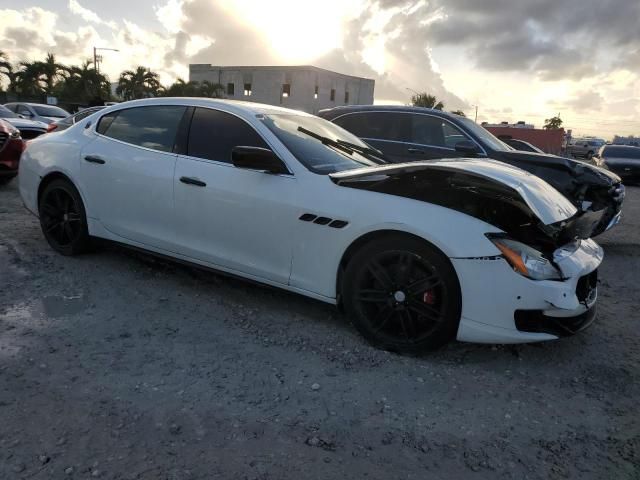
[48,106,106,132]
[19,98,603,352]
[596,145,640,184]
[3,102,70,124]
[500,138,544,154]
[567,137,605,160]
[318,106,624,237]
[0,105,48,139]
[0,119,25,185]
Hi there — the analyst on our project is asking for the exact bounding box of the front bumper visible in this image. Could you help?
[452,238,603,344]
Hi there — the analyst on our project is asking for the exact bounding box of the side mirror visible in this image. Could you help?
[232,146,289,174]
[21,111,33,118]
[454,140,480,155]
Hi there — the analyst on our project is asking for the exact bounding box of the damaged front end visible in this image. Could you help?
[330,159,594,256]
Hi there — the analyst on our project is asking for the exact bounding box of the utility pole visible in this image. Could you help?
[92,46,119,73]
[474,105,478,123]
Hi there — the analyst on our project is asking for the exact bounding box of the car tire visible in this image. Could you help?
[38,178,91,256]
[342,234,462,354]
[586,151,594,160]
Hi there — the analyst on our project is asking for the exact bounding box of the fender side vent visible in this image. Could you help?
[299,213,317,222]
[328,220,348,229]
[313,217,332,225]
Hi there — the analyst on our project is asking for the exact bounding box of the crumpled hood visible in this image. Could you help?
[498,150,622,185]
[330,158,577,226]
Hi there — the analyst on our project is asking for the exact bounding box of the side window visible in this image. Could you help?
[18,105,32,116]
[98,106,186,153]
[96,111,118,134]
[5,104,17,113]
[187,107,268,163]
[333,112,411,142]
[74,109,96,123]
[411,115,468,148]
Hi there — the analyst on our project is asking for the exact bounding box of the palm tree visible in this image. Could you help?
[0,50,12,92]
[411,93,444,110]
[199,80,225,98]
[164,78,201,97]
[116,66,162,100]
[35,53,68,94]
[60,60,110,103]
[13,61,44,96]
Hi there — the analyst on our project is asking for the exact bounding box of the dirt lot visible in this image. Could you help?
[0,179,638,479]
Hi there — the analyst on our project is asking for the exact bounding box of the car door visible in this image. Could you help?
[173,107,297,285]
[405,114,475,160]
[332,111,413,163]
[80,105,188,251]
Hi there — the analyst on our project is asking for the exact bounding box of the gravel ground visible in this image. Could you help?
[0,179,638,479]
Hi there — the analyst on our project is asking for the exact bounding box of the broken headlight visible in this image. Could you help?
[487,235,562,281]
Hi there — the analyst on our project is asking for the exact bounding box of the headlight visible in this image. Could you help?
[487,235,562,281]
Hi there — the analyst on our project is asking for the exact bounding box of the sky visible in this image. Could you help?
[1,0,639,139]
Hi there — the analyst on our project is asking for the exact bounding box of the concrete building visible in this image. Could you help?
[189,65,375,114]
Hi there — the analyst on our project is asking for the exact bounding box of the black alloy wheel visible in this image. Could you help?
[343,235,461,353]
[39,179,90,255]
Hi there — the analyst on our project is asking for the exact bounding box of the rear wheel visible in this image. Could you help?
[38,179,91,255]
[342,235,462,354]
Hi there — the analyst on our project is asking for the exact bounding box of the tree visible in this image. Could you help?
[59,60,111,103]
[13,61,44,96]
[450,110,466,117]
[0,50,12,92]
[164,78,201,97]
[36,53,68,94]
[411,92,444,110]
[544,115,563,130]
[116,66,162,100]
[199,80,225,98]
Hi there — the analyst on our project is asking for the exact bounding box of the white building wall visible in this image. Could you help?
[189,65,375,114]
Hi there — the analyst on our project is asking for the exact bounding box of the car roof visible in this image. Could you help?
[603,145,640,150]
[319,104,455,118]
[103,97,316,118]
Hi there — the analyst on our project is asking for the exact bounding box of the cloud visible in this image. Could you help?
[68,0,116,29]
[426,0,640,81]
[555,90,605,112]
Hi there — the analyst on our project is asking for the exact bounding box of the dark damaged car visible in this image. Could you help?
[319,105,625,237]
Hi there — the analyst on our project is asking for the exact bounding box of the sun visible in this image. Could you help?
[224,0,359,63]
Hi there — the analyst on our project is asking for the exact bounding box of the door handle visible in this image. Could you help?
[180,176,206,187]
[84,155,105,164]
[407,148,425,154]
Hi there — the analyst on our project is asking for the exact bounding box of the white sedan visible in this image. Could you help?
[19,98,602,353]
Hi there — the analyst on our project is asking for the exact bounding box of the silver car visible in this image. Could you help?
[49,106,106,132]
[3,102,70,125]
[567,138,605,161]
[0,105,48,139]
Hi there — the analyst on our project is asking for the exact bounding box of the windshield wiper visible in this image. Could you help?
[297,126,386,164]
[335,139,385,162]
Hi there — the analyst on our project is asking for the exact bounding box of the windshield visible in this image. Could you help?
[603,146,640,159]
[33,105,69,117]
[0,106,19,119]
[458,117,511,151]
[261,114,380,174]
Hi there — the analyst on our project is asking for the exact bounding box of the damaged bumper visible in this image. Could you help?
[452,239,603,344]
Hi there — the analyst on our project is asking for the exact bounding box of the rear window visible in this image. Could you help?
[33,105,69,117]
[602,146,640,159]
[97,106,187,153]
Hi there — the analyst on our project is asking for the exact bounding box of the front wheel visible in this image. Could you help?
[342,235,462,354]
[38,178,91,255]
